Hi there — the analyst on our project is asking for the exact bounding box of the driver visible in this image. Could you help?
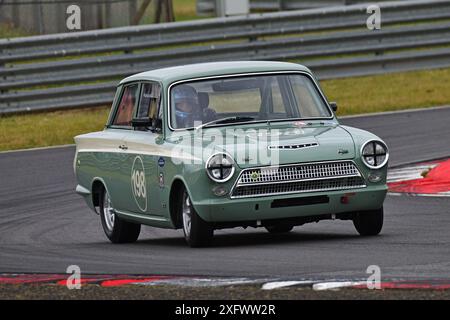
[173,84,200,128]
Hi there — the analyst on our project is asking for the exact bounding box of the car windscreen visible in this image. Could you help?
[169,73,332,130]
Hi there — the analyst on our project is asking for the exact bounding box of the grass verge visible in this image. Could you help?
[0,283,449,300]
[0,23,30,38]
[1,67,450,152]
[321,67,450,116]
[0,107,110,151]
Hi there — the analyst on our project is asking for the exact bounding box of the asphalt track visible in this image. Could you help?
[0,107,449,280]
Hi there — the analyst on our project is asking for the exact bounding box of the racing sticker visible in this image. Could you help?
[131,156,147,212]
[158,157,165,167]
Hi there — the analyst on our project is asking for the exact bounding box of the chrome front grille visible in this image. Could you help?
[238,161,360,184]
[231,161,366,198]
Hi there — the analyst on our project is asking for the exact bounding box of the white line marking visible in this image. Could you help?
[409,193,450,198]
[0,144,75,154]
[387,163,438,183]
[312,281,366,291]
[261,281,314,290]
[388,192,450,198]
[339,105,450,119]
[387,192,405,196]
[137,277,261,287]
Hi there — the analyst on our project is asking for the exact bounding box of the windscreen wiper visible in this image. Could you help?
[195,116,255,131]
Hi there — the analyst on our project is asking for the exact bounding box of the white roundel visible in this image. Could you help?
[131,156,147,212]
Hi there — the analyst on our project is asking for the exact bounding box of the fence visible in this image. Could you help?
[1,0,450,114]
[0,0,174,35]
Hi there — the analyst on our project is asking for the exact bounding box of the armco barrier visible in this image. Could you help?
[1,0,450,114]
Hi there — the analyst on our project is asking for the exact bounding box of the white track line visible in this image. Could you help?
[138,277,261,287]
[339,105,450,119]
[261,281,314,290]
[312,281,367,291]
[0,144,75,154]
[388,192,450,197]
[387,164,438,183]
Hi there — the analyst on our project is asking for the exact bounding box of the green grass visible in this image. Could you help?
[0,23,31,38]
[321,67,450,115]
[1,68,450,152]
[0,107,110,151]
[173,0,206,21]
[138,0,207,24]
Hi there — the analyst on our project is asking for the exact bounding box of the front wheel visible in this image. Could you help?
[99,187,141,243]
[353,207,384,236]
[181,188,213,247]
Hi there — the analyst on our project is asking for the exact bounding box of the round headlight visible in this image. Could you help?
[361,140,389,169]
[206,153,235,183]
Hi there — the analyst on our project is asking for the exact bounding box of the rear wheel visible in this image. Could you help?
[353,207,383,236]
[265,224,294,234]
[181,187,213,247]
[99,186,141,243]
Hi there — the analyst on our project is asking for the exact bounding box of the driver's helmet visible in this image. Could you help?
[173,84,200,128]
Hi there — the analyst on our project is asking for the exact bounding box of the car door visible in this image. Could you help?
[105,82,140,213]
[122,81,165,216]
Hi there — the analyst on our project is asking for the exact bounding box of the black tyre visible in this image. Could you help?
[181,187,213,247]
[265,224,294,234]
[353,207,384,236]
[99,186,141,243]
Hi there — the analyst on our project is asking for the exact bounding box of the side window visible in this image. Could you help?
[136,82,161,120]
[112,84,139,126]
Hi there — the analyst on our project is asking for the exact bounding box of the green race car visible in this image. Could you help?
[74,61,388,247]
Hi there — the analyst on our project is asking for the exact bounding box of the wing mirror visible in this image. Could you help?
[329,102,338,112]
[132,118,162,133]
[152,118,162,133]
[132,118,152,128]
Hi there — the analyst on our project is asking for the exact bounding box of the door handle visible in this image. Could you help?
[118,144,128,150]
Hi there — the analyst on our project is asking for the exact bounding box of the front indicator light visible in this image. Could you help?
[212,186,228,197]
[368,172,382,183]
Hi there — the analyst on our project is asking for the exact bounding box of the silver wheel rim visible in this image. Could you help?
[103,190,115,232]
[182,192,192,239]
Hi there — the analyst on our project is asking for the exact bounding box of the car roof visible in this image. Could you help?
[119,61,312,85]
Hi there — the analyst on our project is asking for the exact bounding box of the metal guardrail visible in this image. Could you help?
[1,0,450,114]
[196,0,401,15]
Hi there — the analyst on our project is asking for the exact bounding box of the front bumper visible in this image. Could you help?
[192,185,387,222]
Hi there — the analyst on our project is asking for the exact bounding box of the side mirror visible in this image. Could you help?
[132,118,162,133]
[329,102,338,112]
[152,118,163,133]
[131,118,152,128]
